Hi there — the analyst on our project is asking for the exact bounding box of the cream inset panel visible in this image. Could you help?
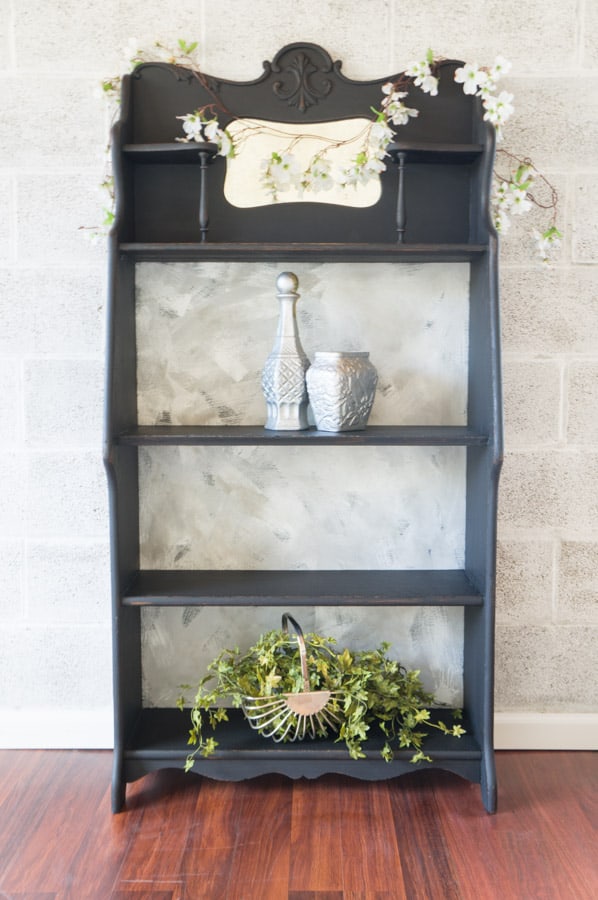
[224,118,381,207]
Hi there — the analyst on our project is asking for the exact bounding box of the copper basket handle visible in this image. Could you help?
[281,613,310,692]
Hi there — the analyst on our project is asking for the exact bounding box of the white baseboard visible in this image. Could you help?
[1,708,596,751]
[0,707,114,749]
[494,712,598,750]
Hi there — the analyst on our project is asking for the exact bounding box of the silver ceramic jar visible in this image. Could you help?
[306,351,378,432]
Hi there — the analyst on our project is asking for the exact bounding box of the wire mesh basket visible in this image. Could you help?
[241,613,343,742]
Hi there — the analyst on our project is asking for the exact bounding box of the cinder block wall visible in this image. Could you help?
[0,0,596,747]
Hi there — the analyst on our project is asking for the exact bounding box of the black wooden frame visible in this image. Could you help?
[104,43,502,813]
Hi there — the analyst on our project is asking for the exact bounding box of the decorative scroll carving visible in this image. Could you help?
[269,44,337,112]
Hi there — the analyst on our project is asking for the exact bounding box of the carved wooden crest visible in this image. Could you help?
[266,43,339,112]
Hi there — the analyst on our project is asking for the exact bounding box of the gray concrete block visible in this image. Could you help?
[0,268,105,358]
[566,362,598,445]
[0,624,112,708]
[24,358,104,448]
[0,77,106,167]
[0,174,14,262]
[501,267,598,356]
[572,174,598,263]
[26,541,110,624]
[16,171,105,265]
[504,78,598,170]
[26,451,108,540]
[202,0,394,80]
[15,1,120,73]
[0,453,26,538]
[557,540,598,625]
[496,624,598,710]
[391,1,578,73]
[502,359,561,447]
[0,542,25,622]
[499,450,598,529]
[0,358,23,444]
[496,539,554,625]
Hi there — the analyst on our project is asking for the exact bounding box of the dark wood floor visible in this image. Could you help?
[0,750,596,899]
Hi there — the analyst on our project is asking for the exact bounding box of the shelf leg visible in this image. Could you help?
[481,751,497,814]
[111,752,127,813]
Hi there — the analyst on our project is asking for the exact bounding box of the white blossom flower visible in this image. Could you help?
[454,63,488,96]
[533,227,561,262]
[405,60,430,81]
[303,157,335,192]
[179,113,205,141]
[370,120,394,146]
[514,165,534,190]
[509,186,533,215]
[335,163,364,187]
[365,156,387,176]
[477,80,495,100]
[261,152,302,199]
[388,101,419,126]
[494,208,511,234]
[406,60,439,96]
[420,73,439,96]
[177,112,234,156]
[483,91,514,126]
[379,83,419,127]
[381,88,408,108]
[274,153,301,186]
[381,82,397,96]
[332,165,351,187]
[203,119,233,156]
[218,130,233,157]
[493,181,512,209]
[489,55,512,83]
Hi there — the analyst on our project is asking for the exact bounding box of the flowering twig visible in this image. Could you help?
[450,54,561,260]
[91,40,562,261]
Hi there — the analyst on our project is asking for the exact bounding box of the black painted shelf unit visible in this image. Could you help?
[105,43,502,814]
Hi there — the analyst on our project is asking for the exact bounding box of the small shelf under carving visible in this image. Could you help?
[123,141,483,165]
[123,142,218,162]
[387,141,484,163]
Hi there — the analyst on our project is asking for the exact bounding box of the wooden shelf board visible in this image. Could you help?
[116,425,489,447]
[126,707,481,762]
[123,141,483,166]
[122,569,484,607]
[118,242,488,263]
[123,142,218,162]
[387,141,484,163]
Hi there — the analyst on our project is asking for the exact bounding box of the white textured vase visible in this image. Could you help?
[306,351,378,432]
[261,272,310,430]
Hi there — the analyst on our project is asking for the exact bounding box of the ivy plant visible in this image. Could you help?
[177,625,465,773]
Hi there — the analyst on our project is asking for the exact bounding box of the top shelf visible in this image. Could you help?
[387,141,483,163]
[123,141,484,165]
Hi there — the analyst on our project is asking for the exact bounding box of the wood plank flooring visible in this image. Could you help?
[0,750,596,899]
